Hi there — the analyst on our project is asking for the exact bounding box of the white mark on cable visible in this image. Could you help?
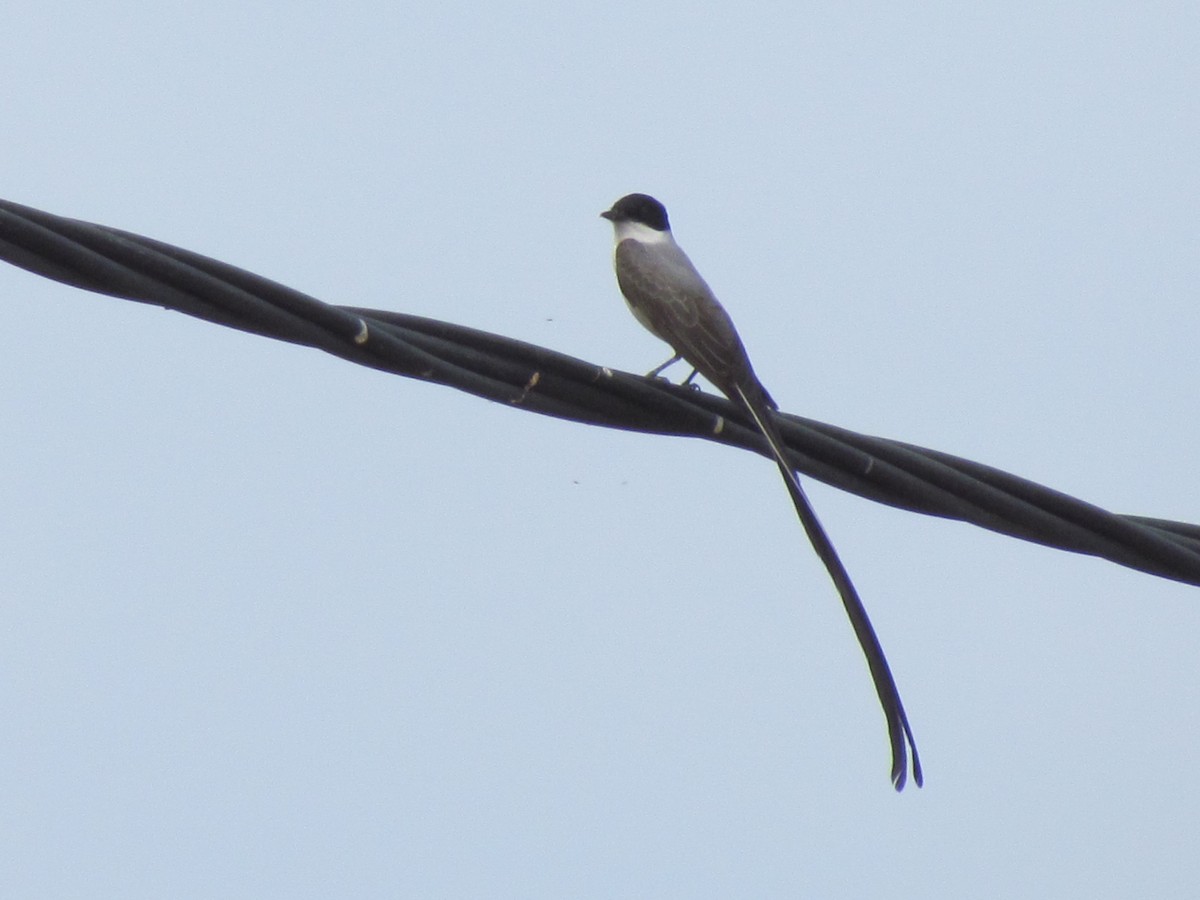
[511,371,541,405]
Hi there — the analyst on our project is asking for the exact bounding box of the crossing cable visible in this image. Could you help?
[3,197,1198,588]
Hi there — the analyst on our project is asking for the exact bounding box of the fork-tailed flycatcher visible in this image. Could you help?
[601,192,922,790]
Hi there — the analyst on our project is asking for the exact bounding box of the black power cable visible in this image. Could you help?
[3,197,1199,587]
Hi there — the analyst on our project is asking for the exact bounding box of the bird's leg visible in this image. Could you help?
[646,353,683,379]
[646,354,702,390]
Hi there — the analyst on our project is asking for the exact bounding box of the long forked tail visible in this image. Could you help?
[732,384,923,791]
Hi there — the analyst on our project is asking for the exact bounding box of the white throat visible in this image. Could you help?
[610,219,674,247]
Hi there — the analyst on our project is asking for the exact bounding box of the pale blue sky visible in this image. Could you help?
[2,3,1199,897]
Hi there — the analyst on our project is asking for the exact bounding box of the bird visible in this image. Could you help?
[601,192,922,790]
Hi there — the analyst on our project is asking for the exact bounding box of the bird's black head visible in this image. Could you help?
[600,193,671,232]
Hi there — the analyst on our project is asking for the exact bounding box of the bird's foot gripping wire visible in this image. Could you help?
[646,353,682,379]
[645,354,701,390]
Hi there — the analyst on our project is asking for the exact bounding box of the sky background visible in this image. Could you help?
[2,3,1199,897]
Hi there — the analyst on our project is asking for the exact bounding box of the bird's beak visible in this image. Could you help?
[599,209,615,221]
